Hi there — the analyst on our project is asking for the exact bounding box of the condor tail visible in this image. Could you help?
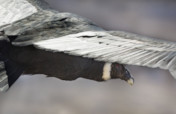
[0,54,23,92]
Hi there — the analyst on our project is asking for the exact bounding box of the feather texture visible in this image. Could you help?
[34,31,176,78]
[0,0,176,88]
[0,0,37,27]
[0,61,9,92]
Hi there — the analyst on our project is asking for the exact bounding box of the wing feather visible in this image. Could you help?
[34,31,176,78]
[0,0,37,27]
[0,61,9,92]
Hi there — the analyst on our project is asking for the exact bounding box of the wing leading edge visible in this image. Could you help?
[34,31,176,79]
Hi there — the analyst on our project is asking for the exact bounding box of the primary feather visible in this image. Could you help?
[34,31,176,79]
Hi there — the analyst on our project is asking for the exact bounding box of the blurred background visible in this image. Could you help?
[1,0,176,114]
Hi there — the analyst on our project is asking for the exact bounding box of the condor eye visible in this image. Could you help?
[125,70,129,74]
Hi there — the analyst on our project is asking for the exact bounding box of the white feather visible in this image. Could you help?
[0,0,37,27]
[34,31,176,78]
[0,84,9,92]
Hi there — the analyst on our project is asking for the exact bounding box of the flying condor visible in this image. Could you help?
[0,0,176,92]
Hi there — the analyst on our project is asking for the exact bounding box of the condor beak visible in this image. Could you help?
[127,77,134,86]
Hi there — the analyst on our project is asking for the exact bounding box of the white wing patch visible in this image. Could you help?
[34,31,176,79]
[0,0,37,27]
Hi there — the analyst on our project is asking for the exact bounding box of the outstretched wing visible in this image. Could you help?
[34,31,176,78]
[1,0,176,91]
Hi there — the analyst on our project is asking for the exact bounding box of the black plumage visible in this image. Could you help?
[1,0,176,92]
[1,40,132,87]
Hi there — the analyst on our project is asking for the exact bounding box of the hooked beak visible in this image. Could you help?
[127,77,134,86]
